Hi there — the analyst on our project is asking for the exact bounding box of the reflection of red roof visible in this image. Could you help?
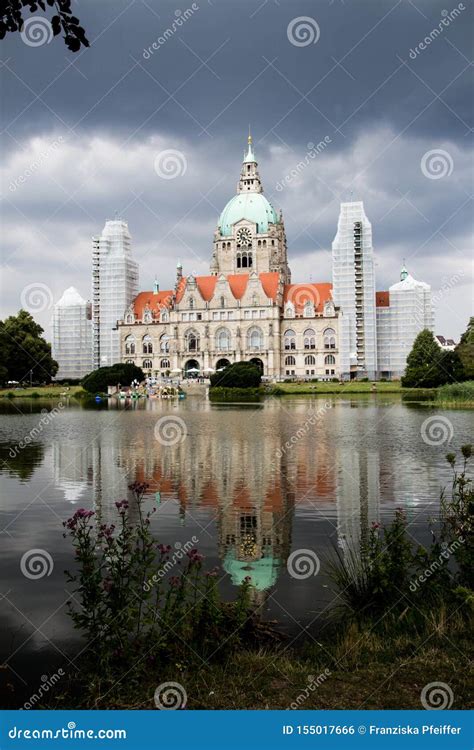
[283,283,332,314]
[376,291,390,307]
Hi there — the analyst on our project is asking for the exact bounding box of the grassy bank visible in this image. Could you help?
[0,385,84,399]
[435,381,474,408]
[45,609,472,710]
[209,386,263,401]
[267,381,434,396]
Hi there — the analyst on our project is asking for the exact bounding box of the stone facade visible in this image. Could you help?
[118,136,342,380]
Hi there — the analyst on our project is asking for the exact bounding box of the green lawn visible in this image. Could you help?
[268,381,434,395]
[0,385,84,398]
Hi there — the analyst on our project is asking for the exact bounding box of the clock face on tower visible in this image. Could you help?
[236,227,252,246]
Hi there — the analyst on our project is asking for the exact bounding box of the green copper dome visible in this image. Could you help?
[218,193,278,236]
[223,550,281,590]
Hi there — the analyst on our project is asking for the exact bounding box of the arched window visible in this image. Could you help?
[220,296,225,309]
[160,334,170,353]
[142,334,153,354]
[125,335,135,355]
[247,326,263,350]
[324,354,336,365]
[304,354,316,366]
[143,308,152,323]
[284,329,296,350]
[285,355,296,366]
[160,358,170,369]
[125,359,134,365]
[304,328,316,350]
[189,296,194,310]
[160,309,168,323]
[143,359,153,369]
[125,312,134,324]
[185,329,200,352]
[304,300,314,317]
[324,328,336,349]
[284,302,295,318]
[216,328,231,351]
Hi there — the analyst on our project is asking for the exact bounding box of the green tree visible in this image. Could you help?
[401,329,443,388]
[455,317,474,380]
[439,349,465,384]
[210,361,262,389]
[82,363,145,394]
[0,310,58,384]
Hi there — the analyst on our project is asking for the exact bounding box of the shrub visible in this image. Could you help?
[210,361,262,389]
[63,483,254,677]
[82,363,145,394]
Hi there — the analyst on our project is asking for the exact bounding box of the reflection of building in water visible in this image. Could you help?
[52,442,90,505]
[335,448,380,557]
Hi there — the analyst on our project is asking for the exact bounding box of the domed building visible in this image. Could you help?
[118,135,342,380]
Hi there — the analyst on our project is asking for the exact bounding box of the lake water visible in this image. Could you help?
[0,394,471,694]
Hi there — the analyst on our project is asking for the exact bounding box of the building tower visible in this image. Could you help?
[92,219,139,369]
[211,133,291,282]
[332,201,377,379]
[387,265,433,378]
[52,287,92,379]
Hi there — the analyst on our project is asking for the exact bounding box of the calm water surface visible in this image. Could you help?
[0,394,471,689]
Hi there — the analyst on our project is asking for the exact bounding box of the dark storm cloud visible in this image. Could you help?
[0,0,472,338]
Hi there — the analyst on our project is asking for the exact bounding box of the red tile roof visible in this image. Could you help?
[376,291,390,307]
[132,290,174,320]
[283,282,332,314]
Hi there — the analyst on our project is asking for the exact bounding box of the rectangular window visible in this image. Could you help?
[259,310,265,318]
[220,312,226,320]
[252,310,258,319]
[212,312,219,320]
[182,313,188,322]
[197,313,202,321]
[244,310,250,319]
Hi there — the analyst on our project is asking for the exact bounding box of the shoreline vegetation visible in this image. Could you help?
[1,380,473,407]
[30,447,471,711]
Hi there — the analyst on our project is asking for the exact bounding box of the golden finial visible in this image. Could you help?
[248,125,252,145]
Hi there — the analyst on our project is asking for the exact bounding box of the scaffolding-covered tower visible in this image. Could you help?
[52,287,92,379]
[92,219,139,369]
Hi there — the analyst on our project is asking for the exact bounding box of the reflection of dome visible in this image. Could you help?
[223,550,281,590]
[218,193,278,236]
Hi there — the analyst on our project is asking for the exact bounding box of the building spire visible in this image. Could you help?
[238,130,262,193]
[400,260,408,281]
[244,126,256,164]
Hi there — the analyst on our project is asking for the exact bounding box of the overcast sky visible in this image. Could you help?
[1,0,472,339]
